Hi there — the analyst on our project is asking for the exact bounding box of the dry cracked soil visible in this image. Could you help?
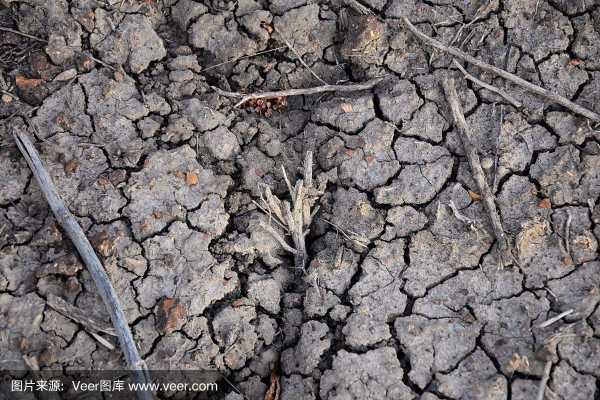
[1,0,600,399]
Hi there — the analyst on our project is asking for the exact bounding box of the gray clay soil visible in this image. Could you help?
[1,0,600,399]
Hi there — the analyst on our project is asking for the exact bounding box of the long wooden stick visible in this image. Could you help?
[442,78,514,266]
[12,129,153,400]
[403,17,600,123]
[213,77,384,107]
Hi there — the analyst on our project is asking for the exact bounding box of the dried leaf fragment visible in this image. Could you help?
[341,103,353,113]
[156,297,187,335]
[468,190,481,202]
[538,198,551,209]
[15,74,45,90]
[64,159,80,174]
[186,171,199,186]
[264,370,280,400]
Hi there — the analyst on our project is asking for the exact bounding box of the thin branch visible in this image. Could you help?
[442,78,514,266]
[538,309,575,328]
[273,25,327,85]
[12,129,152,400]
[203,46,287,72]
[343,0,374,15]
[0,26,47,42]
[452,60,522,109]
[89,331,116,350]
[320,218,369,248]
[47,294,118,336]
[403,17,600,123]
[492,104,503,191]
[536,360,553,400]
[448,200,475,225]
[213,77,384,108]
[0,25,115,71]
[564,211,572,258]
[260,222,298,254]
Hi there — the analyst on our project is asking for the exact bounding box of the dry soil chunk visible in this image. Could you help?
[559,335,600,377]
[330,187,385,245]
[188,194,229,238]
[572,11,600,69]
[189,14,257,62]
[386,206,428,237]
[281,321,330,375]
[136,222,238,316]
[180,98,226,132]
[551,207,598,265]
[273,4,324,58]
[344,240,407,349]
[546,261,600,320]
[29,83,92,139]
[78,70,147,167]
[473,292,549,375]
[32,135,127,222]
[311,95,375,133]
[435,349,507,400]
[530,145,600,206]
[401,102,448,143]
[0,292,46,369]
[280,375,316,400]
[338,119,400,190]
[340,14,387,69]
[247,275,281,314]
[202,126,241,160]
[498,175,548,235]
[394,136,449,164]
[403,188,492,297]
[92,14,166,73]
[124,146,232,240]
[305,244,360,296]
[374,156,453,206]
[546,111,598,145]
[171,0,208,30]
[212,305,258,370]
[502,0,572,62]
[413,253,523,319]
[375,79,423,125]
[539,54,588,98]
[550,361,597,400]
[320,347,415,400]
[0,150,29,205]
[394,315,481,389]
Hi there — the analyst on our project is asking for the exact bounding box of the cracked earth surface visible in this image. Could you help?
[1,0,600,399]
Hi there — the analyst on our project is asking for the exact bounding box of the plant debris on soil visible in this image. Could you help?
[1,0,600,399]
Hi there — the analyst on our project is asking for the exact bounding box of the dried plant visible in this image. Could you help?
[254,151,323,271]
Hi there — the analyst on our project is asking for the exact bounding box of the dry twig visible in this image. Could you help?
[213,77,384,108]
[452,60,522,109]
[536,360,553,400]
[272,25,327,85]
[47,294,118,336]
[0,26,47,42]
[442,78,514,265]
[403,17,600,123]
[12,129,152,400]
[320,218,369,248]
[0,25,114,70]
[564,211,573,258]
[538,309,575,328]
